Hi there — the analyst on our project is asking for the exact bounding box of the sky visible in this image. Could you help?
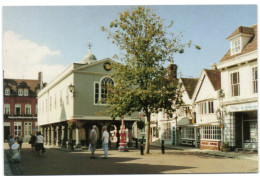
[2,5,258,83]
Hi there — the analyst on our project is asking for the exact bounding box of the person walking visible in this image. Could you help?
[89,125,97,159]
[102,126,109,159]
[35,132,44,156]
[8,135,15,149]
[29,133,37,151]
[17,134,23,149]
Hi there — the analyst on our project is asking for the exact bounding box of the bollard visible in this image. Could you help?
[140,140,144,155]
[161,140,165,154]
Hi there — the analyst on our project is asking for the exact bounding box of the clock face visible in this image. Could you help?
[103,62,112,71]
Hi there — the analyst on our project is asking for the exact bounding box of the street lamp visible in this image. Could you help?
[69,84,75,97]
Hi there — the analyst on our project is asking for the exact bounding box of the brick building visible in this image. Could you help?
[3,72,43,142]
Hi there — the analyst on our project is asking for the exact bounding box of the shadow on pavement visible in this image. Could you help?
[15,147,196,175]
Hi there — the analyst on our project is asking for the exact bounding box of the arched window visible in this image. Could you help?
[94,77,114,104]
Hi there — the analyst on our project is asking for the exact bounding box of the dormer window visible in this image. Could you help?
[18,88,23,96]
[24,89,29,96]
[5,88,10,96]
[231,38,241,55]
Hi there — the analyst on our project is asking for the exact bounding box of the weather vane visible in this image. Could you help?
[88,39,93,50]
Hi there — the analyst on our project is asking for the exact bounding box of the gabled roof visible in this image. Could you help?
[220,24,257,63]
[180,78,199,99]
[204,69,221,91]
[227,25,255,39]
[4,78,40,96]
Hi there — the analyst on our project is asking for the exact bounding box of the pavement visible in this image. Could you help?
[150,141,258,162]
[3,141,258,175]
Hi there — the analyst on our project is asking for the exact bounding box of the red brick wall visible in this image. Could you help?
[200,140,220,150]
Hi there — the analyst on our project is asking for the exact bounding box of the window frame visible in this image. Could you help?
[230,71,240,97]
[24,89,29,96]
[231,38,241,55]
[18,88,23,96]
[200,125,221,140]
[5,88,10,96]
[14,122,22,137]
[15,104,21,115]
[25,104,31,115]
[94,77,114,105]
[252,67,258,94]
[4,104,10,115]
[24,122,32,137]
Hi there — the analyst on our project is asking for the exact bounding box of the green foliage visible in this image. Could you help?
[102,6,199,153]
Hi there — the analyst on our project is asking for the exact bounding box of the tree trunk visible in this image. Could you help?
[144,113,150,154]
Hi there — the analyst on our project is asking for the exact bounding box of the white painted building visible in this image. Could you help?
[217,25,258,151]
[37,49,139,149]
[192,69,221,150]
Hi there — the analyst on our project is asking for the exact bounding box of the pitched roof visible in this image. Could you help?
[227,26,255,39]
[204,69,221,91]
[181,78,199,99]
[220,25,257,63]
[4,78,40,96]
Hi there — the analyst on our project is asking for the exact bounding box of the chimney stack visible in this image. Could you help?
[167,64,178,79]
[211,64,217,70]
[38,72,42,83]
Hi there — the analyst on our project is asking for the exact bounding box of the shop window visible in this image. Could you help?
[231,72,240,96]
[244,121,258,143]
[252,67,258,94]
[161,122,171,140]
[181,127,194,139]
[14,122,22,137]
[24,122,32,137]
[200,125,221,140]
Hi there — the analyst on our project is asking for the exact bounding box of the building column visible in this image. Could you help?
[56,126,60,147]
[51,126,55,146]
[45,127,48,145]
[61,125,67,148]
[48,126,52,146]
[75,127,81,149]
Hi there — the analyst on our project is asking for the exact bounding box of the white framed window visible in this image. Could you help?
[24,89,29,96]
[161,122,171,140]
[24,122,32,137]
[94,77,114,104]
[208,101,214,114]
[4,104,10,115]
[18,88,23,96]
[5,88,10,96]
[200,125,221,140]
[252,67,258,94]
[15,104,21,115]
[25,104,31,115]
[231,38,241,55]
[14,122,22,137]
[181,127,194,139]
[199,101,212,115]
[231,72,240,96]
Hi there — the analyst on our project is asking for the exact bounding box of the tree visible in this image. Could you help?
[102,6,200,154]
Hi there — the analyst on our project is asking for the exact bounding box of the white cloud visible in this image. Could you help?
[3,31,66,83]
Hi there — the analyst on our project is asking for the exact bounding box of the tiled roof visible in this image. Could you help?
[227,26,255,39]
[181,78,199,99]
[204,69,221,91]
[220,25,257,63]
[4,78,40,96]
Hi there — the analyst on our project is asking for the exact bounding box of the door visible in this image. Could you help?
[4,126,10,141]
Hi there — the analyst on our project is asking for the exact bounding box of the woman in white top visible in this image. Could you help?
[36,132,44,155]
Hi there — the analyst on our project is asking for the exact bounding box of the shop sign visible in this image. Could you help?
[228,102,258,112]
